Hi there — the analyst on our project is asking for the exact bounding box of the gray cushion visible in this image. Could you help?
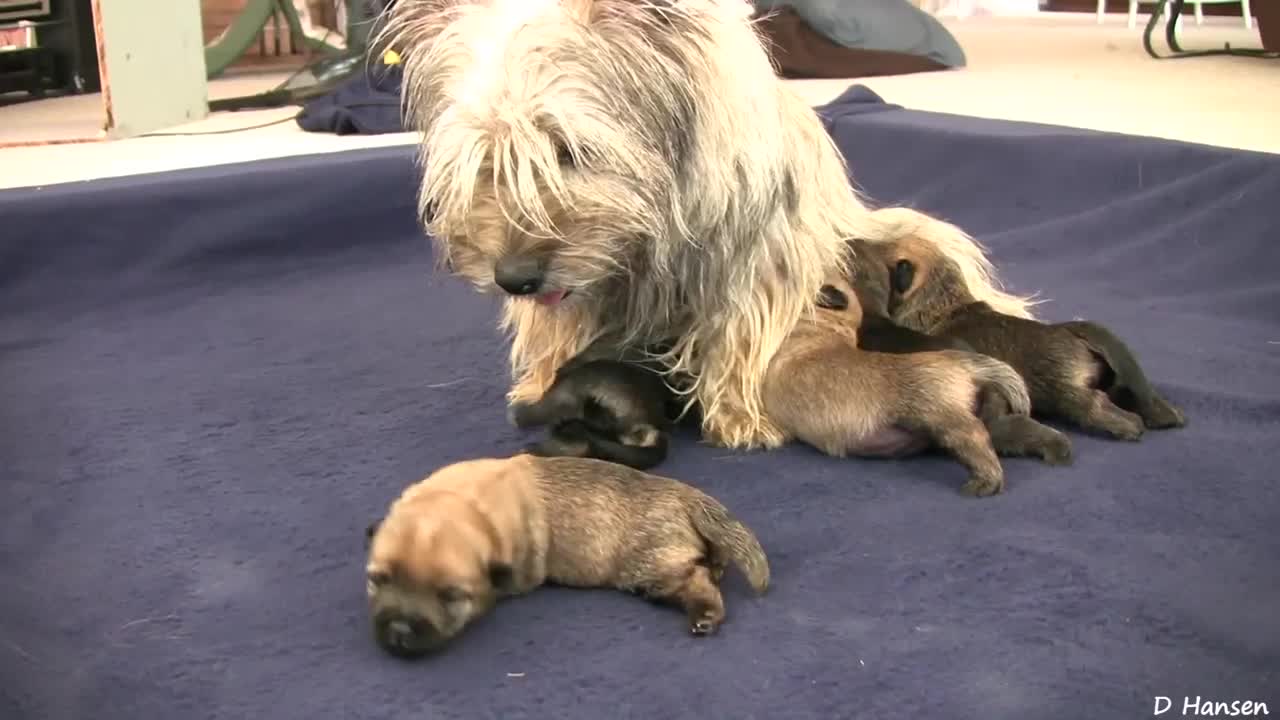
[753,0,967,68]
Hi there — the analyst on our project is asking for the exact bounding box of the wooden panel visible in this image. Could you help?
[94,0,208,137]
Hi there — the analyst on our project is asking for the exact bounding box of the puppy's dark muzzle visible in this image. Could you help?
[493,255,545,296]
[373,610,448,658]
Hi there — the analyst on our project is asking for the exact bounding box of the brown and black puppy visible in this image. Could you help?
[863,232,1187,440]
[765,276,1034,497]
[815,239,1073,466]
[508,352,679,470]
[363,455,770,657]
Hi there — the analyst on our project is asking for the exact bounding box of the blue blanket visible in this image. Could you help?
[2,86,1277,720]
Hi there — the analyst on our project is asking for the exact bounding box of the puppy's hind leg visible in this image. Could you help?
[672,565,726,636]
[985,415,1074,466]
[1111,385,1187,431]
[916,413,1007,497]
[1058,321,1186,430]
[642,552,727,636]
[977,387,1073,466]
[1054,387,1145,441]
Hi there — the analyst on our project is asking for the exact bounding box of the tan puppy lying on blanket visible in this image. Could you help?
[364,454,770,657]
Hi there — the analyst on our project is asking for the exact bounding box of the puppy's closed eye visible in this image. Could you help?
[367,568,392,595]
[438,586,470,604]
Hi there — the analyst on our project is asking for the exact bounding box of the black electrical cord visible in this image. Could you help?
[132,101,400,138]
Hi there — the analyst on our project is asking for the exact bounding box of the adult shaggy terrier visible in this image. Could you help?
[380,0,1033,449]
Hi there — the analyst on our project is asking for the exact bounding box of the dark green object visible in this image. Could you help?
[204,0,356,80]
[204,0,375,113]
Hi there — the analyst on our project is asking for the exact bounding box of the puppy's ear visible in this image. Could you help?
[488,562,515,593]
[891,260,916,295]
[816,284,849,311]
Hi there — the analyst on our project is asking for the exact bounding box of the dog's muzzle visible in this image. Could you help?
[493,255,570,306]
[494,255,546,296]
[373,609,448,658]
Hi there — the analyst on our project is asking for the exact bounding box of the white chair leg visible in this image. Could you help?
[1193,0,1203,25]
[1242,0,1253,29]
[1128,0,1137,29]
[1097,0,1106,23]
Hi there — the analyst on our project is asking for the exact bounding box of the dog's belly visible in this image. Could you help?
[846,426,929,457]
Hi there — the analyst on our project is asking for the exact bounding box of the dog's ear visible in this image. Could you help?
[489,562,516,593]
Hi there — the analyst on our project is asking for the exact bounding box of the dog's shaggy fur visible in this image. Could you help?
[379,0,1034,449]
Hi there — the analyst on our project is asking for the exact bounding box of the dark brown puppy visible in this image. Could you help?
[836,241,977,355]
[364,455,770,657]
[861,232,1187,440]
[509,353,678,470]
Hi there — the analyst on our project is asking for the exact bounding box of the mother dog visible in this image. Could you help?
[380,0,1032,449]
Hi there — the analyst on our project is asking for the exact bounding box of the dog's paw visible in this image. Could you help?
[961,474,1004,498]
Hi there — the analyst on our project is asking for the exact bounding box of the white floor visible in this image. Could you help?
[1,12,1276,191]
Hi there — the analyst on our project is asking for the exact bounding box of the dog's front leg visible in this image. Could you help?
[698,359,788,450]
[502,300,596,408]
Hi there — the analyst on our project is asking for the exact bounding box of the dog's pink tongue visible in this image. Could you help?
[534,289,566,306]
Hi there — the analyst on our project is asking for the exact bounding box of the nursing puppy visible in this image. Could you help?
[867,225,1187,440]
[509,353,679,470]
[821,241,975,355]
[364,455,770,657]
[765,278,1033,497]
[817,282,1073,467]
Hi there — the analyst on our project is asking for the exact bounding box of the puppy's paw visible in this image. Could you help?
[1142,398,1187,430]
[688,610,721,636]
[1111,422,1145,442]
[522,441,551,457]
[1041,432,1074,466]
[961,474,1004,498]
[508,402,537,428]
[526,433,591,459]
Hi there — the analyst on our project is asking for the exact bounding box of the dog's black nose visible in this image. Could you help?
[493,256,544,295]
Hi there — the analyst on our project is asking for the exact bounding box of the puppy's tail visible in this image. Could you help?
[690,496,770,594]
[960,354,1031,417]
[1056,321,1155,394]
